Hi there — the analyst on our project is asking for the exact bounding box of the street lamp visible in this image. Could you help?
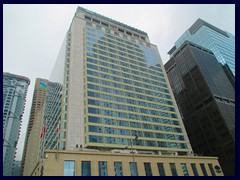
[125,136,138,176]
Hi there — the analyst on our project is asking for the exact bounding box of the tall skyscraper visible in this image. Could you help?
[21,78,48,176]
[3,72,30,176]
[30,7,223,176]
[168,18,235,76]
[165,41,235,175]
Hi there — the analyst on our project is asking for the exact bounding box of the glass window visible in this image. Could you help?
[208,164,216,176]
[157,163,166,176]
[64,160,75,176]
[181,163,189,176]
[114,162,123,176]
[129,162,138,176]
[144,162,152,176]
[200,163,208,176]
[191,163,199,176]
[98,161,108,176]
[82,161,91,176]
[170,163,178,176]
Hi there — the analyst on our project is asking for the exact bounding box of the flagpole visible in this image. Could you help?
[56,121,60,160]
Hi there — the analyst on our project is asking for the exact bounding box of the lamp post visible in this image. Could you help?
[125,136,138,176]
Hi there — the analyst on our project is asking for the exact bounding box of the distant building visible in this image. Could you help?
[168,18,235,76]
[12,160,21,176]
[30,7,223,176]
[21,78,48,176]
[165,41,235,175]
[3,72,30,176]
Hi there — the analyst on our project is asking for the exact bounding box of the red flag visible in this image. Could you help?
[56,122,60,133]
[40,124,47,138]
[40,132,43,138]
[43,124,47,135]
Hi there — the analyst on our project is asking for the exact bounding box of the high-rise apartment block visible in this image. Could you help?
[165,41,235,175]
[3,72,30,176]
[27,7,223,176]
[21,78,48,175]
[168,18,235,77]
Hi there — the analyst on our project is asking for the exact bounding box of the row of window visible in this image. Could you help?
[86,41,162,74]
[88,135,187,149]
[86,27,146,50]
[87,107,181,129]
[88,125,185,141]
[87,84,174,110]
[86,31,160,68]
[86,33,159,68]
[86,40,163,77]
[86,62,169,95]
[86,61,167,89]
[87,75,171,102]
[88,98,176,118]
[86,52,164,79]
[88,115,180,127]
[86,48,162,78]
[85,19,146,42]
[64,160,216,176]
[86,32,146,59]
[88,100,177,119]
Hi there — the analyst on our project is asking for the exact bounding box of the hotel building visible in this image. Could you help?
[29,7,223,176]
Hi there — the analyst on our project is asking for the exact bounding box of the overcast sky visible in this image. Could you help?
[3,4,235,161]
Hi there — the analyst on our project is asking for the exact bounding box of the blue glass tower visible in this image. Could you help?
[3,72,30,176]
[168,18,235,76]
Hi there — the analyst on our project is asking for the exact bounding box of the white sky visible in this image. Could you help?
[3,4,235,161]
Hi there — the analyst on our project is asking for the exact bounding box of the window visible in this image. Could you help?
[118,28,124,33]
[98,161,108,176]
[82,161,91,176]
[92,19,100,24]
[144,162,152,176]
[181,163,189,176]
[200,163,208,176]
[85,15,91,20]
[101,22,109,27]
[191,163,199,176]
[157,163,166,176]
[208,164,216,176]
[129,162,138,176]
[114,162,123,176]
[64,161,75,176]
[170,163,178,176]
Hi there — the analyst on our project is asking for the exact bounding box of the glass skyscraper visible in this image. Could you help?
[165,41,235,175]
[168,18,235,76]
[3,72,30,176]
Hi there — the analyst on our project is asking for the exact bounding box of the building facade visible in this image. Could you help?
[168,18,235,76]
[31,150,223,176]
[21,78,48,176]
[32,7,223,176]
[3,72,30,176]
[164,41,235,175]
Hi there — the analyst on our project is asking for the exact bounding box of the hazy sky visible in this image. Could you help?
[3,4,235,161]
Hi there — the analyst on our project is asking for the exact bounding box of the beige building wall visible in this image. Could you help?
[22,78,48,175]
[23,110,43,175]
[32,150,223,176]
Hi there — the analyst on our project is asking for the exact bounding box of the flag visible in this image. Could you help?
[43,124,47,135]
[40,132,43,138]
[56,122,60,133]
[40,124,47,138]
